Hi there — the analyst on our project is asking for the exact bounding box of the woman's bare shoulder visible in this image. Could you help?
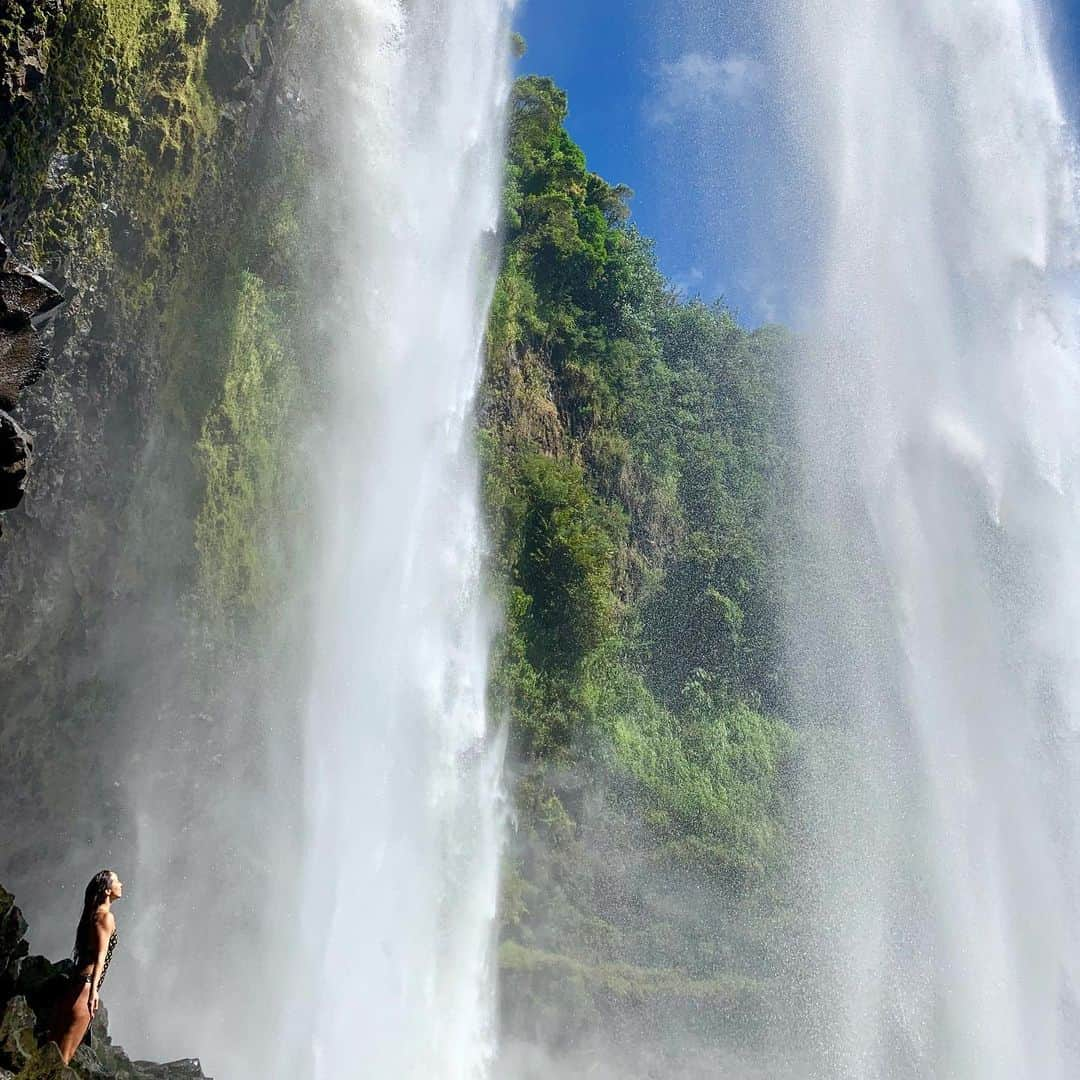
[94,907,116,933]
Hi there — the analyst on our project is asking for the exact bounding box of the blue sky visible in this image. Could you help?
[513,0,1080,328]
[1050,0,1080,97]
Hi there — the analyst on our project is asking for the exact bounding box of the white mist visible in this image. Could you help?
[778,1,1080,1077]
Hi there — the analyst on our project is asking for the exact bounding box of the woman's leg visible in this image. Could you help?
[51,980,91,1063]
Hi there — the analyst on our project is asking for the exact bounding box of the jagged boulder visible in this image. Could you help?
[0,888,29,1001]
[0,234,63,409]
[0,321,44,411]
[11,956,67,1026]
[0,996,36,1071]
[0,411,31,513]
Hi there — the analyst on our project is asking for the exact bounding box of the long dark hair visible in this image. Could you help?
[72,869,114,964]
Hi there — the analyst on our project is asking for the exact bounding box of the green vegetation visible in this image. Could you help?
[499,940,764,1045]
[2,7,798,1055]
[483,75,797,1044]
[1,0,303,629]
[2,0,230,290]
[193,271,298,617]
[150,128,307,630]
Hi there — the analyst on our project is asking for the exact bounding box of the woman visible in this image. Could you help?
[50,869,123,1062]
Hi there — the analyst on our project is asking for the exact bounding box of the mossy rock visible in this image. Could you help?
[13,1043,75,1080]
[0,996,37,1072]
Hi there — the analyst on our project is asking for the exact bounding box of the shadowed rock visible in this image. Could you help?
[0,235,61,531]
[0,412,32,513]
[0,1,68,124]
[0,888,29,1001]
[0,235,63,410]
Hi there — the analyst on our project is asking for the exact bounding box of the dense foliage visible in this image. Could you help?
[481,73,798,1043]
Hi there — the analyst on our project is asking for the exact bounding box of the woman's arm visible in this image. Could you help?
[88,910,115,1018]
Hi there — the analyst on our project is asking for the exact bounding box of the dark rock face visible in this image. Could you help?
[0,236,64,317]
[0,235,61,525]
[0,411,32,511]
[0,889,29,1017]
[0,887,210,1080]
[0,234,64,408]
[0,1,68,127]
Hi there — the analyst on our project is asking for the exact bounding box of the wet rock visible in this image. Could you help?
[206,15,279,102]
[0,411,32,514]
[0,1,68,122]
[0,890,28,973]
[0,235,62,410]
[0,324,45,410]
[0,233,64,323]
[0,997,37,1071]
[0,889,28,1006]
[0,235,62,528]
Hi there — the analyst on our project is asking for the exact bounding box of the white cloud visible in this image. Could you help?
[737,272,780,324]
[644,51,765,127]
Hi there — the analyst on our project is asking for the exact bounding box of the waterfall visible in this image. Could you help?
[777,1,1080,1076]
[289,0,512,1074]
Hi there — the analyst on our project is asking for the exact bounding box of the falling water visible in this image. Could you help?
[777,1,1080,1077]
[290,1,512,1075]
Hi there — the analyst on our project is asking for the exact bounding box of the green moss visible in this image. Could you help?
[4,0,232,305]
[193,271,298,618]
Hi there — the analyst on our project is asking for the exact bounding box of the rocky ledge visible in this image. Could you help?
[0,234,62,526]
[0,886,209,1080]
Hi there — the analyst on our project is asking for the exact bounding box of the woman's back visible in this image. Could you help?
[75,910,117,985]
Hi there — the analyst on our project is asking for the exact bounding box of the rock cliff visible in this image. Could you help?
[0,3,302,1067]
[0,0,301,959]
[0,886,208,1080]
